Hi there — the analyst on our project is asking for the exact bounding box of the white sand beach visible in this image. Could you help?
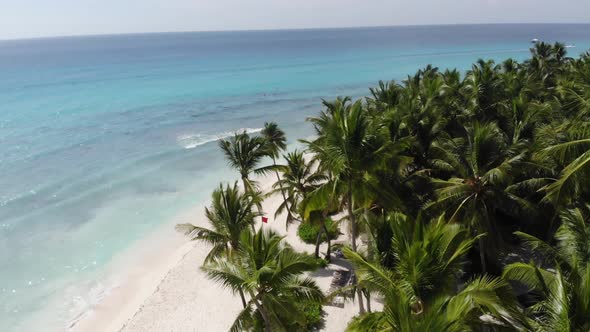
[74,173,380,332]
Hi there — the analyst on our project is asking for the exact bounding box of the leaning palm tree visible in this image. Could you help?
[203,228,324,332]
[219,131,268,194]
[261,122,294,227]
[175,182,261,307]
[503,206,590,331]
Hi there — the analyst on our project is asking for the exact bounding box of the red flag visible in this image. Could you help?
[262,216,268,223]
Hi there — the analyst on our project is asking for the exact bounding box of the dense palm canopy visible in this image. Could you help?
[503,206,590,331]
[182,42,590,331]
[346,275,526,332]
[299,42,590,326]
[427,121,535,271]
[344,238,527,331]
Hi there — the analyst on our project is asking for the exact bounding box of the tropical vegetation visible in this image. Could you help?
[179,43,590,331]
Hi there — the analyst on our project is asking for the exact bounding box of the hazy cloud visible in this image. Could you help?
[0,0,589,39]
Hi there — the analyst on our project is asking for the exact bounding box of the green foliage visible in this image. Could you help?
[343,244,529,331]
[213,41,590,330]
[175,182,261,262]
[503,206,590,330]
[297,218,339,244]
[271,150,326,225]
[219,131,270,192]
[291,300,324,331]
[253,298,324,331]
[202,228,324,332]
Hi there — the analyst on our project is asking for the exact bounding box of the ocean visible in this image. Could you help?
[1,24,590,331]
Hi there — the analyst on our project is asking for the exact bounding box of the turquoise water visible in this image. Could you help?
[1,24,590,331]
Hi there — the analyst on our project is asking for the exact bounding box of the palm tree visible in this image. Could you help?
[367,80,403,113]
[355,213,485,306]
[175,182,261,262]
[176,182,261,307]
[261,122,294,227]
[503,206,590,330]
[346,277,526,331]
[462,59,502,122]
[528,42,572,89]
[272,150,331,258]
[537,121,590,207]
[203,228,324,332]
[427,122,533,272]
[305,97,388,253]
[272,150,325,222]
[219,131,268,194]
[305,97,390,314]
[344,246,527,331]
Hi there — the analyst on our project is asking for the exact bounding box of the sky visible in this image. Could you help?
[1,0,590,40]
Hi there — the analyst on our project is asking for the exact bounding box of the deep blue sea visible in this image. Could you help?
[1,24,590,331]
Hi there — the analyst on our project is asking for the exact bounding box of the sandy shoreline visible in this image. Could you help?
[74,173,380,332]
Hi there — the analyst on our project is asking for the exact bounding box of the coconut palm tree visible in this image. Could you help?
[353,213,485,305]
[203,228,324,332]
[344,246,527,331]
[271,150,331,255]
[219,131,268,194]
[305,97,388,253]
[462,59,502,122]
[272,150,325,221]
[305,97,390,314]
[427,121,534,272]
[175,182,261,262]
[261,122,294,227]
[367,80,403,113]
[528,42,572,89]
[346,277,526,331]
[537,121,590,207]
[175,182,261,307]
[503,206,590,331]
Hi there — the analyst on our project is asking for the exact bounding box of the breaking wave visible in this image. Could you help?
[177,128,264,149]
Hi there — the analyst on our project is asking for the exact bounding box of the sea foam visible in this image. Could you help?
[176,128,264,149]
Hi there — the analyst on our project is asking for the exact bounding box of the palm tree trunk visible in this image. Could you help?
[241,176,250,194]
[355,283,365,315]
[364,207,373,257]
[314,225,325,258]
[238,288,247,308]
[253,298,272,332]
[347,185,365,314]
[242,176,257,233]
[322,221,331,262]
[478,236,487,273]
[272,157,294,229]
[347,189,357,252]
[363,208,372,314]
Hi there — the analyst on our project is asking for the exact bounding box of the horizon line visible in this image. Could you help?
[2,22,590,42]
